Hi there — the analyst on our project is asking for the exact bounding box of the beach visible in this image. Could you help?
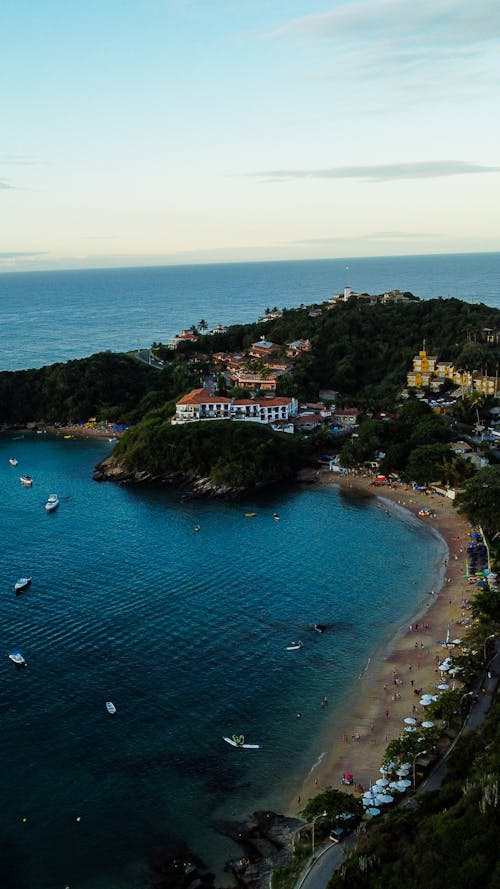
[289,472,472,812]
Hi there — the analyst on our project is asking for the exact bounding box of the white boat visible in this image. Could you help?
[14,577,32,594]
[223,735,262,749]
[45,494,60,512]
[106,701,117,715]
[285,641,304,651]
[20,475,33,487]
[9,650,27,666]
[9,457,18,466]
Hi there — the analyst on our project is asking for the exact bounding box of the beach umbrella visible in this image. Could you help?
[421,721,434,728]
[396,779,412,790]
[449,667,461,676]
[438,662,451,671]
[436,683,449,690]
[403,717,417,725]
[388,781,404,792]
[404,725,417,732]
[362,798,373,807]
[379,762,394,774]
[378,794,394,804]
[375,778,389,787]
[366,807,381,817]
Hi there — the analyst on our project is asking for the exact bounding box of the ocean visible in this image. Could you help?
[0,252,491,888]
[0,252,499,372]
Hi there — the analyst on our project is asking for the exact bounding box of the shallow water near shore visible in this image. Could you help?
[0,435,445,888]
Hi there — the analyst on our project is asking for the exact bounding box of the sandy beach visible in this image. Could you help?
[289,471,473,812]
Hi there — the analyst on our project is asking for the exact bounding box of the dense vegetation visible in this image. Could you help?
[326,699,500,889]
[111,418,315,490]
[171,297,500,407]
[0,351,197,426]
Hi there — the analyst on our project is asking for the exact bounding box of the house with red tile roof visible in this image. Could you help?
[174,389,298,425]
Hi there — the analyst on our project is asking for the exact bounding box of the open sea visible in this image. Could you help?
[0,253,495,888]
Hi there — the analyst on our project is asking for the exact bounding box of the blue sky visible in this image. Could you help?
[2,0,499,271]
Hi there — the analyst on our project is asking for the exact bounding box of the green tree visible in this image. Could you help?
[300,787,363,821]
[455,467,500,539]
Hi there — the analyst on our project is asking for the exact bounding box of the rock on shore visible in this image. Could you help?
[92,455,245,498]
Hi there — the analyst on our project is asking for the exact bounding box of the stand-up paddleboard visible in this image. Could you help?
[223,735,262,749]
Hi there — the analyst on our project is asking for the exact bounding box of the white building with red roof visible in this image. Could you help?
[174,388,298,425]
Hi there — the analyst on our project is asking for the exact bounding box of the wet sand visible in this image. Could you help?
[287,472,472,811]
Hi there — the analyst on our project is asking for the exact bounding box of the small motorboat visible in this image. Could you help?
[45,494,60,512]
[20,475,33,487]
[285,641,304,651]
[223,734,262,749]
[14,577,32,594]
[273,512,280,520]
[9,457,18,466]
[106,701,117,715]
[9,650,27,667]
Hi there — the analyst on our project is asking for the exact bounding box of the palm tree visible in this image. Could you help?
[199,319,208,332]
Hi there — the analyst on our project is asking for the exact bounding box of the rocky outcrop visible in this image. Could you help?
[93,456,245,498]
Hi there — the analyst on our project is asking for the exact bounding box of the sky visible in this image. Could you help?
[1,0,500,272]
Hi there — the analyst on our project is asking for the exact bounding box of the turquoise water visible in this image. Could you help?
[0,434,446,888]
[0,252,499,371]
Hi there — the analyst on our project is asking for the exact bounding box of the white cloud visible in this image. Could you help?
[252,160,500,182]
[276,0,500,47]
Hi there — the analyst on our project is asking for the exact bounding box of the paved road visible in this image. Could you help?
[295,645,499,889]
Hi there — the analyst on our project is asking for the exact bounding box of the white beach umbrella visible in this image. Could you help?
[396,779,412,790]
[420,697,434,706]
[438,662,451,671]
[379,762,394,774]
[400,762,411,769]
[421,721,434,728]
[362,798,374,807]
[452,639,462,645]
[375,777,389,787]
[448,667,461,676]
[404,725,417,732]
[436,683,449,690]
[378,794,394,804]
[403,717,417,725]
[366,807,381,817]
[388,781,403,792]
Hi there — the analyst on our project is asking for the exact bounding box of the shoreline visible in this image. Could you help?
[285,471,471,814]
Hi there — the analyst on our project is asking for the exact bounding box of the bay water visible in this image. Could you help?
[0,433,445,889]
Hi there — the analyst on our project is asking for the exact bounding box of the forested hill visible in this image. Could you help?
[94,420,315,494]
[182,297,500,405]
[0,351,197,426]
[1,296,499,428]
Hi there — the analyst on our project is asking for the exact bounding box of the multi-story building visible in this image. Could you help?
[174,388,298,425]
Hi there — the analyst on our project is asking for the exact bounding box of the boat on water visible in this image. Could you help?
[273,512,280,520]
[45,494,60,512]
[9,650,27,667]
[14,577,32,594]
[9,457,18,466]
[20,475,33,487]
[245,513,257,517]
[223,734,262,749]
[285,641,304,651]
[106,701,117,715]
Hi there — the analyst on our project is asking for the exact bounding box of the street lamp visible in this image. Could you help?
[311,811,328,854]
[411,750,427,791]
[483,633,496,662]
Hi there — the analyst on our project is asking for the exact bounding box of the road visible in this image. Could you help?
[295,645,499,889]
